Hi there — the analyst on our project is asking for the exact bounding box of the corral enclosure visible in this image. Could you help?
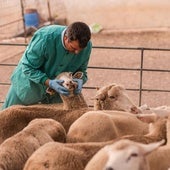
[0,0,170,108]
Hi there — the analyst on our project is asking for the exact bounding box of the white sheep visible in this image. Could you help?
[67,110,149,143]
[0,118,66,170]
[139,104,170,118]
[136,104,170,124]
[85,139,164,170]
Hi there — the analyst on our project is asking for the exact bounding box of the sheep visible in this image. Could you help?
[93,83,141,114]
[0,104,88,144]
[66,110,151,143]
[0,71,88,144]
[136,113,159,123]
[46,72,78,96]
[23,141,109,170]
[24,117,165,170]
[85,139,165,170]
[46,71,88,110]
[117,117,167,144]
[136,104,170,124]
[0,82,142,144]
[139,104,170,117]
[146,115,170,170]
[0,118,66,170]
[23,117,166,170]
[48,78,140,112]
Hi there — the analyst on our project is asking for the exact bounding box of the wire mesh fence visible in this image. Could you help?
[0,0,66,41]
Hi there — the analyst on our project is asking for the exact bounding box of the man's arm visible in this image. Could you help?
[21,33,49,85]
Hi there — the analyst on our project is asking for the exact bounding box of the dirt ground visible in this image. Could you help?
[0,29,170,108]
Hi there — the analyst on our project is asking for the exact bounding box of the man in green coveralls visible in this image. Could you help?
[2,21,92,109]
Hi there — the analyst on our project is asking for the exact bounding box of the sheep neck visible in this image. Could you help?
[60,93,88,110]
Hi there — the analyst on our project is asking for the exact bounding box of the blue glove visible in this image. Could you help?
[73,78,83,94]
[49,79,69,96]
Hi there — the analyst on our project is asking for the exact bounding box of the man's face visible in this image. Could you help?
[64,36,83,54]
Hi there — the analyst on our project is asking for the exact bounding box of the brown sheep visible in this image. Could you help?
[67,110,149,143]
[146,115,170,170]
[0,118,66,170]
[0,82,141,144]
[46,72,78,96]
[93,83,141,114]
[118,117,167,144]
[0,104,87,144]
[23,117,166,170]
[46,71,88,110]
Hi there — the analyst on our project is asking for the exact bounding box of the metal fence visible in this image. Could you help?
[0,0,23,40]
[0,0,64,41]
[0,42,170,107]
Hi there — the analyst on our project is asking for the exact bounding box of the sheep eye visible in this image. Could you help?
[127,153,138,162]
[131,153,138,157]
[95,94,106,101]
[101,98,105,101]
[109,95,117,100]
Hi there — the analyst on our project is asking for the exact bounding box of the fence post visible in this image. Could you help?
[139,48,144,106]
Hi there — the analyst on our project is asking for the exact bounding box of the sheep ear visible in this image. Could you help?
[140,139,165,156]
[73,71,83,79]
[69,72,73,78]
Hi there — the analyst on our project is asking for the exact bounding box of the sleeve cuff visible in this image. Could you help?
[40,76,49,84]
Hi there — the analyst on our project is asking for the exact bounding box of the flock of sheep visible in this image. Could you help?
[0,72,170,170]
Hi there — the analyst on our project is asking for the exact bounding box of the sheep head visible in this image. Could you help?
[93,83,141,114]
[46,72,80,97]
[57,72,78,95]
[103,139,165,170]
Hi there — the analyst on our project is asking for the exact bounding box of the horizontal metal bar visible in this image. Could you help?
[0,43,27,46]
[83,86,170,92]
[126,88,170,93]
[1,83,169,93]
[1,43,170,51]
[1,65,170,73]
[93,46,170,51]
[0,18,23,27]
[0,64,17,66]
[88,66,170,72]
[0,83,10,85]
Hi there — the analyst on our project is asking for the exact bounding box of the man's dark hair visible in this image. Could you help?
[65,21,91,48]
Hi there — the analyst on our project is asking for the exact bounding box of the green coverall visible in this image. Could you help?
[2,25,92,109]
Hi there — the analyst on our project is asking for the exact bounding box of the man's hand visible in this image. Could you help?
[73,78,83,94]
[49,79,69,96]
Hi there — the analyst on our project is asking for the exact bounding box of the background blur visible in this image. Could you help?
[1,0,170,39]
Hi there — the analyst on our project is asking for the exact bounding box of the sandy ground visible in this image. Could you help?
[0,30,170,108]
